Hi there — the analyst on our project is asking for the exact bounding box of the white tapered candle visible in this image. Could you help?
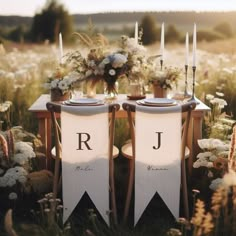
[185,32,189,66]
[59,32,63,64]
[160,22,165,61]
[192,24,197,67]
[134,21,138,45]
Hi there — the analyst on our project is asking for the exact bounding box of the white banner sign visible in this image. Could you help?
[61,106,109,225]
[135,105,181,225]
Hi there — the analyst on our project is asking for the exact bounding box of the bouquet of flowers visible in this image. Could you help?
[98,52,129,94]
[66,47,130,95]
[148,66,181,90]
[44,65,81,95]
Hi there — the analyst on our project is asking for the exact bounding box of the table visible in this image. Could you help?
[29,94,210,174]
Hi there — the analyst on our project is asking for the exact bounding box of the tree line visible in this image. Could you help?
[0,0,234,45]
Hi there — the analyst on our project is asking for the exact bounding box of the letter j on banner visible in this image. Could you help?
[135,105,181,226]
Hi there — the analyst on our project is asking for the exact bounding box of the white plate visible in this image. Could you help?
[143,98,176,105]
[136,100,177,107]
[69,98,101,104]
[63,100,104,106]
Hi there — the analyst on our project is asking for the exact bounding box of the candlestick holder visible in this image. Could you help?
[188,66,199,104]
[160,59,163,70]
[184,65,190,97]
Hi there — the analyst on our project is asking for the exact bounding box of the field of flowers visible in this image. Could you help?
[0,38,236,235]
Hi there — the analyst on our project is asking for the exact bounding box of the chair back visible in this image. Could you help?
[122,101,196,222]
[46,102,120,225]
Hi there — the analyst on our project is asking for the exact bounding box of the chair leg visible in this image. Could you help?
[181,159,190,220]
[110,159,118,225]
[123,157,135,224]
[53,158,60,199]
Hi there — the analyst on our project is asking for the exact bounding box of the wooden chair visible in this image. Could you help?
[46,102,120,224]
[121,101,197,223]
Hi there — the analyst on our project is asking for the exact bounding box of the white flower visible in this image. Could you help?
[222,68,233,74]
[209,178,223,190]
[193,159,209,168]
[6,177,17,187]
[85,70,92,77]
[102,58,110,65]
[206,94,214,100]
[223,170,236,187]
[197,138,225,150]
[193,162,201,168]
[0,177,7,187]
[18,175,27,184]
[214,98,227,108]
[111,53,127,68]
[88,60,96,67]
[207,162,214,168]
[165,79,171,85]
[58,80,69,90]
[14,142,36,159]
[13,153,28,165]
[9,192,18,200]
[196,152,213,159]
[5,72,15,80]
[208,171,214,178]
[109,69,116,76]
[98,62,105,70]
[216,92,224,97]
[216,144,229,152]
[51,79,59,89]
[209,155,218,161]
[0,166,28,187]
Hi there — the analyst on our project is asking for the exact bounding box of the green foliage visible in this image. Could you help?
[30,0,74,43]
[196,29,225,42]
[7,25,25,43]
[214,21,233,37]
[165,24,181,43]
[140,14,158,45]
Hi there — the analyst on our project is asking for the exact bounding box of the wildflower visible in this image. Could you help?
[209,178,223,190]
[191,199,205,226]
[108,69,116,76]
[206,94,214,100]
[110,53,127,68]
[202,212,214,234]
[58,80,69,90]
[216,92,224,97]
[50,79,59,88]
[223,169,236,187]
[8,192,18,200]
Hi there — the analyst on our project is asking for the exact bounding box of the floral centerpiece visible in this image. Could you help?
[119,35,149,97]
[44,63,81,101]
[148,66,181,98]
[98,52,128,95]
[66,46,130,98]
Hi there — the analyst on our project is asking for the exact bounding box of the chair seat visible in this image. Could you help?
[51,146,60,159]
[121,142,133,159]
[121,141,190,159]
[51,145,119,159]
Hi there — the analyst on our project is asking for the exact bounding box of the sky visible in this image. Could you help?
[1,0,236,16]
